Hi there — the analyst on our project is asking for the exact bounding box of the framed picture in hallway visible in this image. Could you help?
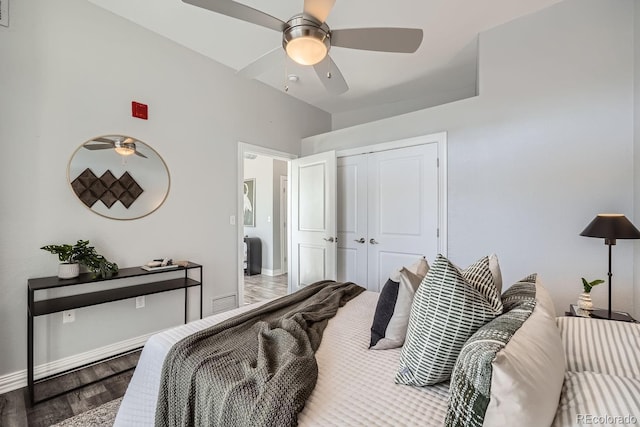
[243,178,255,227]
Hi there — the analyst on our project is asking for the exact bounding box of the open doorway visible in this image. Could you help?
[237,143,296,306]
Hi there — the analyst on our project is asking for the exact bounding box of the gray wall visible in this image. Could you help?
[0,0,330,380]
[303,0,636,317]
[272,160,288,272]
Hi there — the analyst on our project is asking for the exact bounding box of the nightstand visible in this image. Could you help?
[567,304,637,322]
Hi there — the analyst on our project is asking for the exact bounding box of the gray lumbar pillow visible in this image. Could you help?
[396,254,501,386]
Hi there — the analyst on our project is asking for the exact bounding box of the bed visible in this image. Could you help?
[115,290,449,426]
[114,258,640,427]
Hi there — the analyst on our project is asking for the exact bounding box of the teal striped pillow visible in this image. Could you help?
[396,255,501,386]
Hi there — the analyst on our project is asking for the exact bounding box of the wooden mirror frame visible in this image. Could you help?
[67,135,170,220]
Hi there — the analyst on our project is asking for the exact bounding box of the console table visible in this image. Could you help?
[27,262,202,404]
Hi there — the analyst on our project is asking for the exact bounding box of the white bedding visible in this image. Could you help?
[114,291,449,426]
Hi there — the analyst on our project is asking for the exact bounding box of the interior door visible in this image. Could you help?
[289,151,337,292]
[337,154,368,286]
[367,143,439,291]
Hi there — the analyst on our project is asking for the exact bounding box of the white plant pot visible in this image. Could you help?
[577,292,594,311]
[58,263,80,279]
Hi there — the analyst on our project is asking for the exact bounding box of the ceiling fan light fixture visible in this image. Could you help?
[283,14,330,66]
[286,36,327,65]
[114,141,136,156]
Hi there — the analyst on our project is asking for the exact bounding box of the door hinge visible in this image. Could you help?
[437,158,440,167]
[437,228,440,238]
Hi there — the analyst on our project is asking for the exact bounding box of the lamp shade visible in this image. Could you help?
[580,214,640,240]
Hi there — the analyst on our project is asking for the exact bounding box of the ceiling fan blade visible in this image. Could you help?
[92,137,115,144]
[314,55,348,95]
[237,47,285,79]
[135,150,148,159]
[331,28,423,53]
[83,143,114,150]
[303,0,335,23]
[182,0,287,32]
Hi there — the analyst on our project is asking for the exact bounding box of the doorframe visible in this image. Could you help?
[336,131,448,256]
[279,175,288,275]
[237,142,297,307]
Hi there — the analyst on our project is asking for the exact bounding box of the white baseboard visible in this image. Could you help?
[0,332,156,395]
[260,268,283,277]
[0,370,26,396]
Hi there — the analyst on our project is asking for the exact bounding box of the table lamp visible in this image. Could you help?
[580,213,640,321]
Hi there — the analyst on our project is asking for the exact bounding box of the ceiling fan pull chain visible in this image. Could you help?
[284,59,289,92]
[326,59,332,79]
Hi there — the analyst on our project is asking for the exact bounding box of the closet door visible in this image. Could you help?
[367,144,439,291]
[336,155,368,286]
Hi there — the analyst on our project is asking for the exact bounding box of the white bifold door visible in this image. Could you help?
[337,143,440,291]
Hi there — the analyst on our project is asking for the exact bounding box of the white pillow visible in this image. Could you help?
[557,316,640,377]
[407,256,429,278]
[446,276,565,427]
[488,253,502,294]
[483,279,565,426]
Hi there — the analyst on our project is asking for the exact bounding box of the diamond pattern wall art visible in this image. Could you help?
[71,168,144,209]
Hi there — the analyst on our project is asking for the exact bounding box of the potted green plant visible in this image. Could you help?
[41,240,119,279]
[578,277,604,310]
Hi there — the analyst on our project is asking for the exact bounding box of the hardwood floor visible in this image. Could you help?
[243,273,288,305]
[0,276,287,426]
[0,350,139,427]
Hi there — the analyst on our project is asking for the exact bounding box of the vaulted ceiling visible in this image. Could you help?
[88,0,563,115]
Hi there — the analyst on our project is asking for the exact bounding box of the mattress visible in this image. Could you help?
[114,290,449,426]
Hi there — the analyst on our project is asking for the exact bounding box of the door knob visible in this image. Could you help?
[354,238,365,244]
[323,237,335,242]
[369,238,379,244]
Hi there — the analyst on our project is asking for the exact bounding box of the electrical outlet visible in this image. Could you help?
[135,296,145,309]
[62,310,75,323]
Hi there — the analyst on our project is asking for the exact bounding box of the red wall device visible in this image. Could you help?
[131,101,148,120]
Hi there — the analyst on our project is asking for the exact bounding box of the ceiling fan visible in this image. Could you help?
[182,0,423,94]
[84,137,148,158]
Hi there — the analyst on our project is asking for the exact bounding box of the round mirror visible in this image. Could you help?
[67,135,170,220]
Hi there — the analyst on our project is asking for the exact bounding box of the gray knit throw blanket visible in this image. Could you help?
[155,280,365,427]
